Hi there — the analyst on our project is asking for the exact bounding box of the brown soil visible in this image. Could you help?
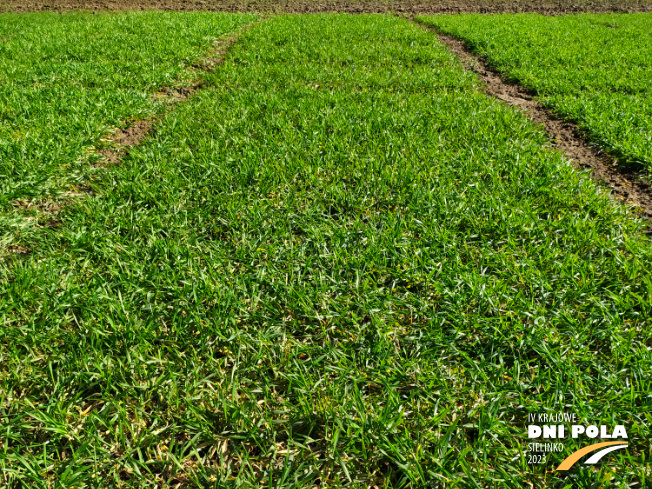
[2,0,652,14]
[110,119,154,147]
[420,25,652,222]
[100,119,154,164]
[153,85,201,103]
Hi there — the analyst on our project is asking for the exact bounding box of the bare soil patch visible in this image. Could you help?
[110,119,154,147]
[422,26,652,222]
[100,119,154,164]
[2,0,652,14]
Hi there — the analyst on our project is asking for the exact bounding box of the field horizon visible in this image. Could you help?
[3,0,652,14]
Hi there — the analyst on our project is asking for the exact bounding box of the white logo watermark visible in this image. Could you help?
[525,412,628,470]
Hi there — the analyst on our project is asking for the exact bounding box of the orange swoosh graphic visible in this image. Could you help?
[556,441,628,471]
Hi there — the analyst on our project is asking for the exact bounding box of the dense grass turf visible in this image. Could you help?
[0,11,255,250]
[417,13,652,172]
[1,13,652,488]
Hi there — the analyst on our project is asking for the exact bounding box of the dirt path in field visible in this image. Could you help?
[415,24,652,223]
[99,22,255,166]
[2,0,652,14]
[2,21,258,258]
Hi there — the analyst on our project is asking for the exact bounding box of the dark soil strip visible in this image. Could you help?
[100,120,154,164]
[3,0,652,14]
[416,23,652,222]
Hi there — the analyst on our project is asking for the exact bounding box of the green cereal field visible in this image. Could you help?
[0,8,651,489]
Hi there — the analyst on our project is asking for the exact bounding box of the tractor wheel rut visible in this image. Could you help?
[418,24,652,225]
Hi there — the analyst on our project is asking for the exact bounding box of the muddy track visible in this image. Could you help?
[2,0,652,14]
[414,22,652,224]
